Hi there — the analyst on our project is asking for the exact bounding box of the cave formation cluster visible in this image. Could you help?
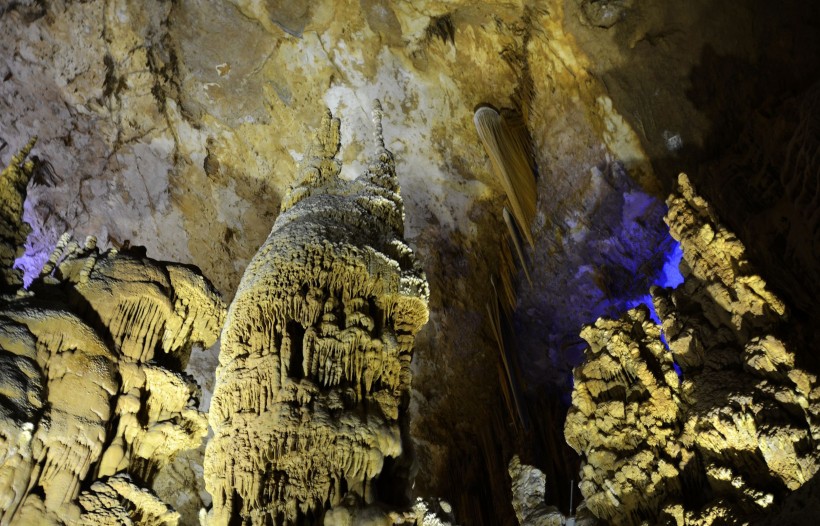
[0,2,819,523]
[564,174,820,525]
[0,139,225,524]
[0,109,457,525]
[2,102,819,525]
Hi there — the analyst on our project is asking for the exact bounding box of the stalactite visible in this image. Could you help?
[473,107,537,247]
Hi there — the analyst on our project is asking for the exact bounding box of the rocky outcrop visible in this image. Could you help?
[508,456,565,526]
[564,306,685,524]
[0,146,225,524]
[204,105,429,525]
[565,174,820,525]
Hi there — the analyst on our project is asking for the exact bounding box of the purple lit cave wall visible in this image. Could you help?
[513,160,683,394]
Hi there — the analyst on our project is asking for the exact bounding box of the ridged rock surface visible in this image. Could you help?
[0,148,225,525]
[204,107,429,525]
[565,174,820,525]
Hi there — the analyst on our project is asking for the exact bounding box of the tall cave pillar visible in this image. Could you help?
[204,104,430,525]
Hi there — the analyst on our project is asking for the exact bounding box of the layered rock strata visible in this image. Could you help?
[204,105,429,525]
[0,144,225,524]
[565,174,820,525]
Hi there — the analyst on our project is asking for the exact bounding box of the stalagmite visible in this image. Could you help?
[0,147,225,524]
[0,139,36,290]
[204,103,429,524]
[564,306,685,525]
[565,174,820,525]
[508,456,571,526]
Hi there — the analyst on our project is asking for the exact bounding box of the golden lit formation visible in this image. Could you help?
[204,105,430,525]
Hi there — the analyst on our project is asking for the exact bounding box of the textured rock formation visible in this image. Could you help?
[0,147,225,524]
[507,456,599,526]
[0,9,678,521]
[565,174,820,524]
[5,1,818,523]
[204,105,429,524]
[323,497,455,526]
[0,139,36,290]
[508,456,565,526]
[564,306,685,524]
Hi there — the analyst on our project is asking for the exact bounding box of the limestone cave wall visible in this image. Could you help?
[0,0,818,524]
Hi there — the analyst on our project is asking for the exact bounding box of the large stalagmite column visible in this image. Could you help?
[204,104,429,525]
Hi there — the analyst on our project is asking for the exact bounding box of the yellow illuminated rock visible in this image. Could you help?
[0,149,225,525]
[566,174,820,525]
[204,104,429,525]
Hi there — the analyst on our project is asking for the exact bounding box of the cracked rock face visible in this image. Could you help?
[565,174,820,525]
[0,146,225,525]
[204,107,429,525]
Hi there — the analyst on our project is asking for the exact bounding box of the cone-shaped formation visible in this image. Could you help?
[565,174,820,525]
[0,138,36,290]
[204,104,429,525]
[0,145,225,525]
[474,107,537,247]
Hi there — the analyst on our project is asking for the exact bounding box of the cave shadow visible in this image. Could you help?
[596,0,820,366]
[665,48,819,372]
[509,2,820,514]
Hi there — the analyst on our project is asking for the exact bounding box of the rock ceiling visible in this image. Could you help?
[0,0,819,524]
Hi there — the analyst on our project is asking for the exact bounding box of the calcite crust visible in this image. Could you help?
[565,174,820,525]
[204,106,429,525]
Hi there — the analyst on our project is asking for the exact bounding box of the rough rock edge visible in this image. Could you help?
[565,173,819,525]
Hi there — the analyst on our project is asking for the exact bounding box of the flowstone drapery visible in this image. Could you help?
[565,174,820,525]
[204,105,429,525]
[0,143,225,525]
